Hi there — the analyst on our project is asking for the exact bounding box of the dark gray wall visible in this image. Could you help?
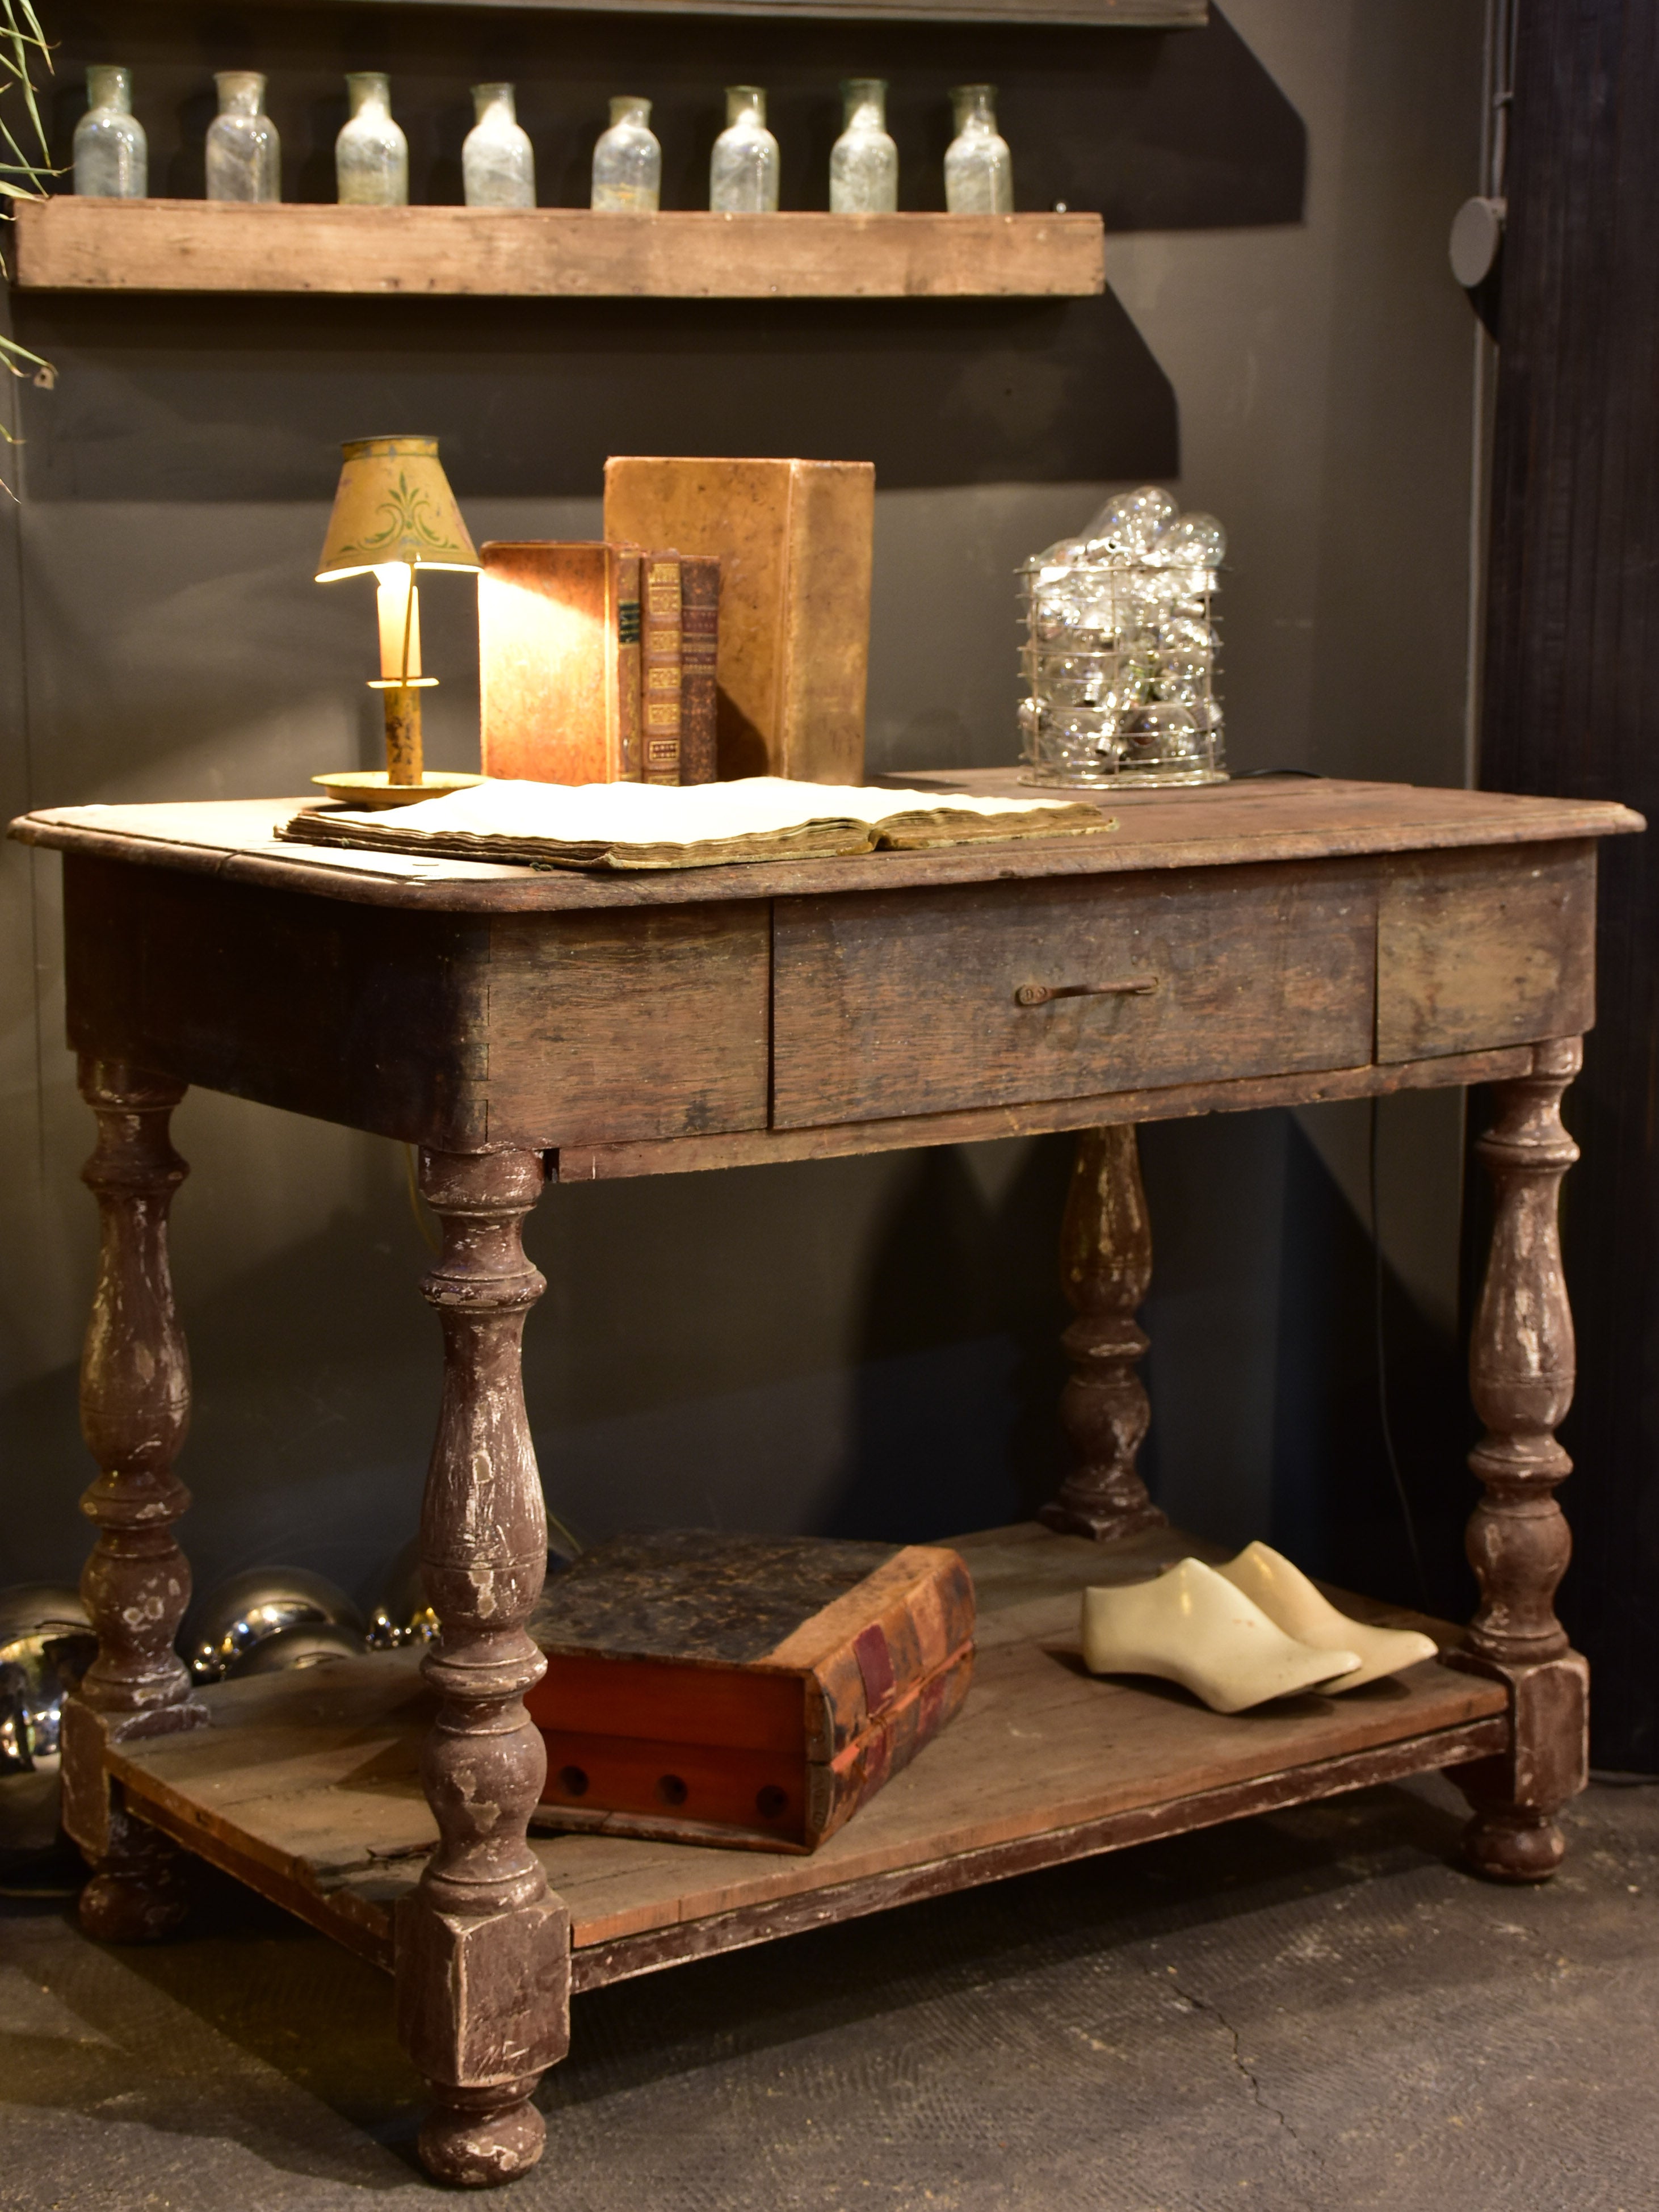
[0,1,1487,1628]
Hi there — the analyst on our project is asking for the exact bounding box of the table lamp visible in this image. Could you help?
[312,435,486,808]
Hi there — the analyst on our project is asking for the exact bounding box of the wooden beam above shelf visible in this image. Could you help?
[12,199,1105,300]
[131,0,1204,21]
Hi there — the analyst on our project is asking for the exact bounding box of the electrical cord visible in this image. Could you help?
[1370,1094,1429,1609]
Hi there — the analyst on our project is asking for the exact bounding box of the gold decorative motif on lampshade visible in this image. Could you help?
[315,435,480,581]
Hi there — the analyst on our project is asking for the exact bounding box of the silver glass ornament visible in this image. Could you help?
[187,1567,366,1684]
[0,1585,96,1862]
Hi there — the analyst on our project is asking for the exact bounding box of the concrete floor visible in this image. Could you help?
[2,1774,1656,2212]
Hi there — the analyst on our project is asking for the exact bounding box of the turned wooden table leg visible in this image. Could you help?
[62,1057,207,1942]
[397,1149,570,2190]
[1449,1038,1589,1882]
[1040,1124,1167,1542]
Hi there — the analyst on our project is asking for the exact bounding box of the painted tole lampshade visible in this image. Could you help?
[313,435,484,808]
[315,435,480,581]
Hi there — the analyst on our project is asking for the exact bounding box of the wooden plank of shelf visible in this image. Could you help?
[164,0,1205,22]
[108,1523,1508,1986]
[12,200,1105,300]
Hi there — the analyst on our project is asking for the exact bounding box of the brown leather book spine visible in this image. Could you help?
[678,554,720,784]
[615,548,642,780]
[805,1640,975,1848]
[641,552,682,786]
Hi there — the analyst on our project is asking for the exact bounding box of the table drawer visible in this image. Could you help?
[1376,842,1596,1063]
[771,863,1376,1128]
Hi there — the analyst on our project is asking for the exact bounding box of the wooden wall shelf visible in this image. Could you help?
[140,0,1205,23]
[12,199,1105,300]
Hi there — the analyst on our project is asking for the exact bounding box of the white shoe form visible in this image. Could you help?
[1215,1541,1439,1691]
[1079,1558,1362,1715]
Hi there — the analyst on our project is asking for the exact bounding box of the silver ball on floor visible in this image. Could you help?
[186,1568,368,1684]
[0,1584,96,1867]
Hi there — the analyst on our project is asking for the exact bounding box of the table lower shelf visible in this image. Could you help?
[108,1524,1508,1992]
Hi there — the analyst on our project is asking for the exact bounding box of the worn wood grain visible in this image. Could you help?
[60,856,771,1152]
[12,202,1104,300]
[771,861,1376,1126]
[107,1523,1509,1980]
[1377,842,1597,1062]
[62,855,495,1149]
[10,781,1643,917]
[1448,1039,1589,1883]
[567,1718,1505,1991]
[238,0,1205,22]
[1040,1128,1163,1541]
[64,1061,207,1944]
[553,1046,1545,1180]
[400,1149,568,2186]
[485,903,769,1147]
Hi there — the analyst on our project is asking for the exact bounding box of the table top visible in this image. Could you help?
[10,771,1643,915]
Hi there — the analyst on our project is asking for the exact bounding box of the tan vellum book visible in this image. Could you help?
[603,455,875,785]
[280,776,1112,873]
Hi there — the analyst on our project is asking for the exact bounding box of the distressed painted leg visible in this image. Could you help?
[63,1058,206,1942]
[1041,1124,1167,1542]
[397,1149,570,2189]
[1449,1039,1588,1883]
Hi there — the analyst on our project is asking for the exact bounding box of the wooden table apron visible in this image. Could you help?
[12,774,1639,2190]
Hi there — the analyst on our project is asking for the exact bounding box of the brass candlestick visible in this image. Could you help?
[313,434,485,809]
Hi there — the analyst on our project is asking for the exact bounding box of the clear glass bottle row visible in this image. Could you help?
[74,70,1015,216]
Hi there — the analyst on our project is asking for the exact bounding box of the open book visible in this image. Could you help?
[279,776,1111,873]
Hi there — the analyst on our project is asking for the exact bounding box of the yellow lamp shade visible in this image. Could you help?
[315,435,480,581]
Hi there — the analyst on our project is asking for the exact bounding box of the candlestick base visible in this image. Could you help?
[310,770,485,811]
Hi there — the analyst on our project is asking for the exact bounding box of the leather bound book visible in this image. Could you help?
[640,552,683,786]
[678,553,720,784]
[524,1531,975,1853]
[603,456,874,785]
[615,548,643,782]
[478,541,640,784]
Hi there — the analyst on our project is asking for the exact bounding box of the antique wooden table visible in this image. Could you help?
[9,770,1643,2189]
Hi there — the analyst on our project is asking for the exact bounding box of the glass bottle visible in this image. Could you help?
[463,82,535,209]
[591,95,661,213]
[73,65,147,199]
[944,83,1012,215]
[829,78,897,215]
[336,72,408,207]
[710,86,779,214]
[206,72,280,204]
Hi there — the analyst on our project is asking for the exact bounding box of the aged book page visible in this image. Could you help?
[280,775,1112,872]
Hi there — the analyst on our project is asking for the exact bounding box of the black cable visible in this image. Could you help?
[1370,1094,1429,1609]
[1232,767,1325,779]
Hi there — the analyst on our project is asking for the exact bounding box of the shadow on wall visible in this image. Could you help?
[16,4,1306,500]
[43,5,1305,225]
[0,1108,1473,1622]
